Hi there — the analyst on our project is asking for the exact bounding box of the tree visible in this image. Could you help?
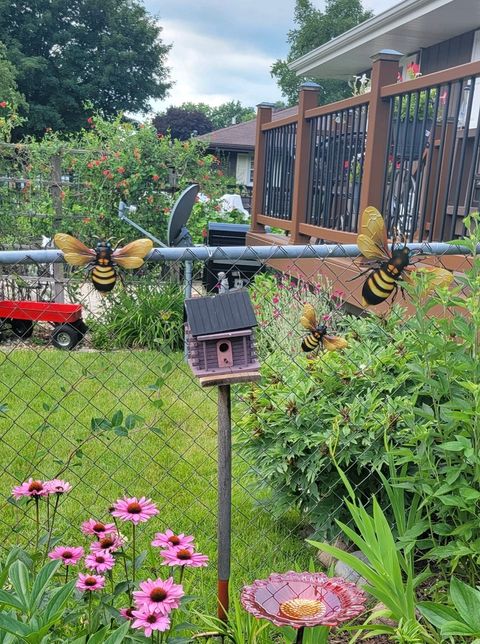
[178,101,256,130]
[0,0,171,137]
[0,42,25,108]
[152,107,213,141]
[271,0,373,106]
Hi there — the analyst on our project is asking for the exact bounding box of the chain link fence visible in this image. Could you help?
[0,141,478,635]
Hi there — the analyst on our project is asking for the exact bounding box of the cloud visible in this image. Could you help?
[151,18,285,113]
[146,0,402,114]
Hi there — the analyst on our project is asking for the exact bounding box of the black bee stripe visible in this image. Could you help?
[301,335,320,352]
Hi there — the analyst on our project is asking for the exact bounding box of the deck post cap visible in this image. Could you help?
[370,49,403,62]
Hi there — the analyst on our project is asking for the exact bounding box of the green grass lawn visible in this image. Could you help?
[0,347,309,610]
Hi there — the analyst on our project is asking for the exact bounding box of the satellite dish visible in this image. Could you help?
[166,184,199,247]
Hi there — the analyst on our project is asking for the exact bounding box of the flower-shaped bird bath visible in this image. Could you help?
[241,571,366,642]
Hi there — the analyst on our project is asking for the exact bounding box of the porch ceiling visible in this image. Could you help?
[289,0,480,79]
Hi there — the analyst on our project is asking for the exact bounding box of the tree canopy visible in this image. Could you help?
[0,0,172,137]
[176,101,256,130]
[271,0,373,106]
[0,42,25,108]
[152,107,214,141]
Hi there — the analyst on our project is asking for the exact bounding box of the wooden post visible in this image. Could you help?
[290,82,320,243]
[217,383,232,621]
[251,103,275,233]
[51,153,65,303]
[359,50,403,215]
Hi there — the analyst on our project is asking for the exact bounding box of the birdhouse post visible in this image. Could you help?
[184,290,261,620]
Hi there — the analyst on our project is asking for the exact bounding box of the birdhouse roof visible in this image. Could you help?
[185,290,258,337]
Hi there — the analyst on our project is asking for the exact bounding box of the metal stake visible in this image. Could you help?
[184,260,193,361]
[217,384,232,621]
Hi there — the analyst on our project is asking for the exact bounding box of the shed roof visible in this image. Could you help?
[196,106,298,151]
[288,0,480,79]
[185,290,257,337]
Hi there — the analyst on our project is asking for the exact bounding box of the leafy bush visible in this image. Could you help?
[0,110,239,246]
[238,310,414,538]
[89,282,184,351]
[241,217,480,576]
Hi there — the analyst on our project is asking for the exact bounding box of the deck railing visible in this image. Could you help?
[251,51,480,244]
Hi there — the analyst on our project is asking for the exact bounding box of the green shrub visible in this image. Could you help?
[238,310,415,538]
[241,218,480,576]
[89,281,184,350]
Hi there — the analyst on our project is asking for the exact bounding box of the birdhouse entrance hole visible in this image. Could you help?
[217,340,233,367]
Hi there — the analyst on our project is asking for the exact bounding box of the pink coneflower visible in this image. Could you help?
[131,606,171,636]
[133,577,184,614]
[160,547,209,568]
[48,546,84,566]
[272,296,279,304]
[151,529,194,550]
[111,496,159,524]
[85,552,115,573]
[90,534,124,554]
[120,607,135,621]
[76,573,105,592]
[45,479,72,494]
[81,518,117,538]
[12,479,49,499]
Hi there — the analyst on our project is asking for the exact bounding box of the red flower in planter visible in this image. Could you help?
[241,571,366,630]
[406,62,421,78]
[0,101,7,108]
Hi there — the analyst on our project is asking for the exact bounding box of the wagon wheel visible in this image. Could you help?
[51,324,80,350]
[72,319,88,340]
[10,319,34,339]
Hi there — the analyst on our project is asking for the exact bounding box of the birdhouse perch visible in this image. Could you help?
[184,290,261,387]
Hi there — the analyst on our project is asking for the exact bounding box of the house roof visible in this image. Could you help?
[289,0,480,79]
[196,106,298,151]
[185,290,258,337]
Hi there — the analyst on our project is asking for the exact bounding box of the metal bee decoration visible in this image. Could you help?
[54,234,153,293]
[357,206,453,306]
[300,303,348,353]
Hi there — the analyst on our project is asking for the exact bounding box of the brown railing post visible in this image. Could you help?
[359,50,403,217]
[290,82,320,243]
[251,103,275,233]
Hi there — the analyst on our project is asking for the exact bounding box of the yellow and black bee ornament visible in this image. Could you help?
[300,303,348,353]
[357,207,452,306]
[54,234,153,293]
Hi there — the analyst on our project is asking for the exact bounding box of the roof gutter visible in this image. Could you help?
[288,0,452,75]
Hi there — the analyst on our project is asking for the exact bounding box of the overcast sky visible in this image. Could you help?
[144,0,401,115]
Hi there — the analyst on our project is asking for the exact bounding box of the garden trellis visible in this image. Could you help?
[0,233,476,629]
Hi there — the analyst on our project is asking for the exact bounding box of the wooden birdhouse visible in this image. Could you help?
[185,290,260,387]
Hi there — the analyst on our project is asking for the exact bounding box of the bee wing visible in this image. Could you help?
[113,256,146,269]
[358,207,389,260]
[322,335,349,351]
[113,238,153,259]
[411,265,454,288]
[113,239,153,269]
[357,234,389,261]
[54,233,95,266]
[300,303,317,330]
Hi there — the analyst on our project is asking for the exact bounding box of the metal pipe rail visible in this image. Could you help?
[0,242,475,265]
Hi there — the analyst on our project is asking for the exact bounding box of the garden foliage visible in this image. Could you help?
[241,215,480,579]
[89,280,184,351]
[0,110,246,248]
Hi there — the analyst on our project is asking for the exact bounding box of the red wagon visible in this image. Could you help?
[0,300,88,350]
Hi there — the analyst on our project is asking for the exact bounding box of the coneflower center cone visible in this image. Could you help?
[150,588,167,601]
[176,549,192,560]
